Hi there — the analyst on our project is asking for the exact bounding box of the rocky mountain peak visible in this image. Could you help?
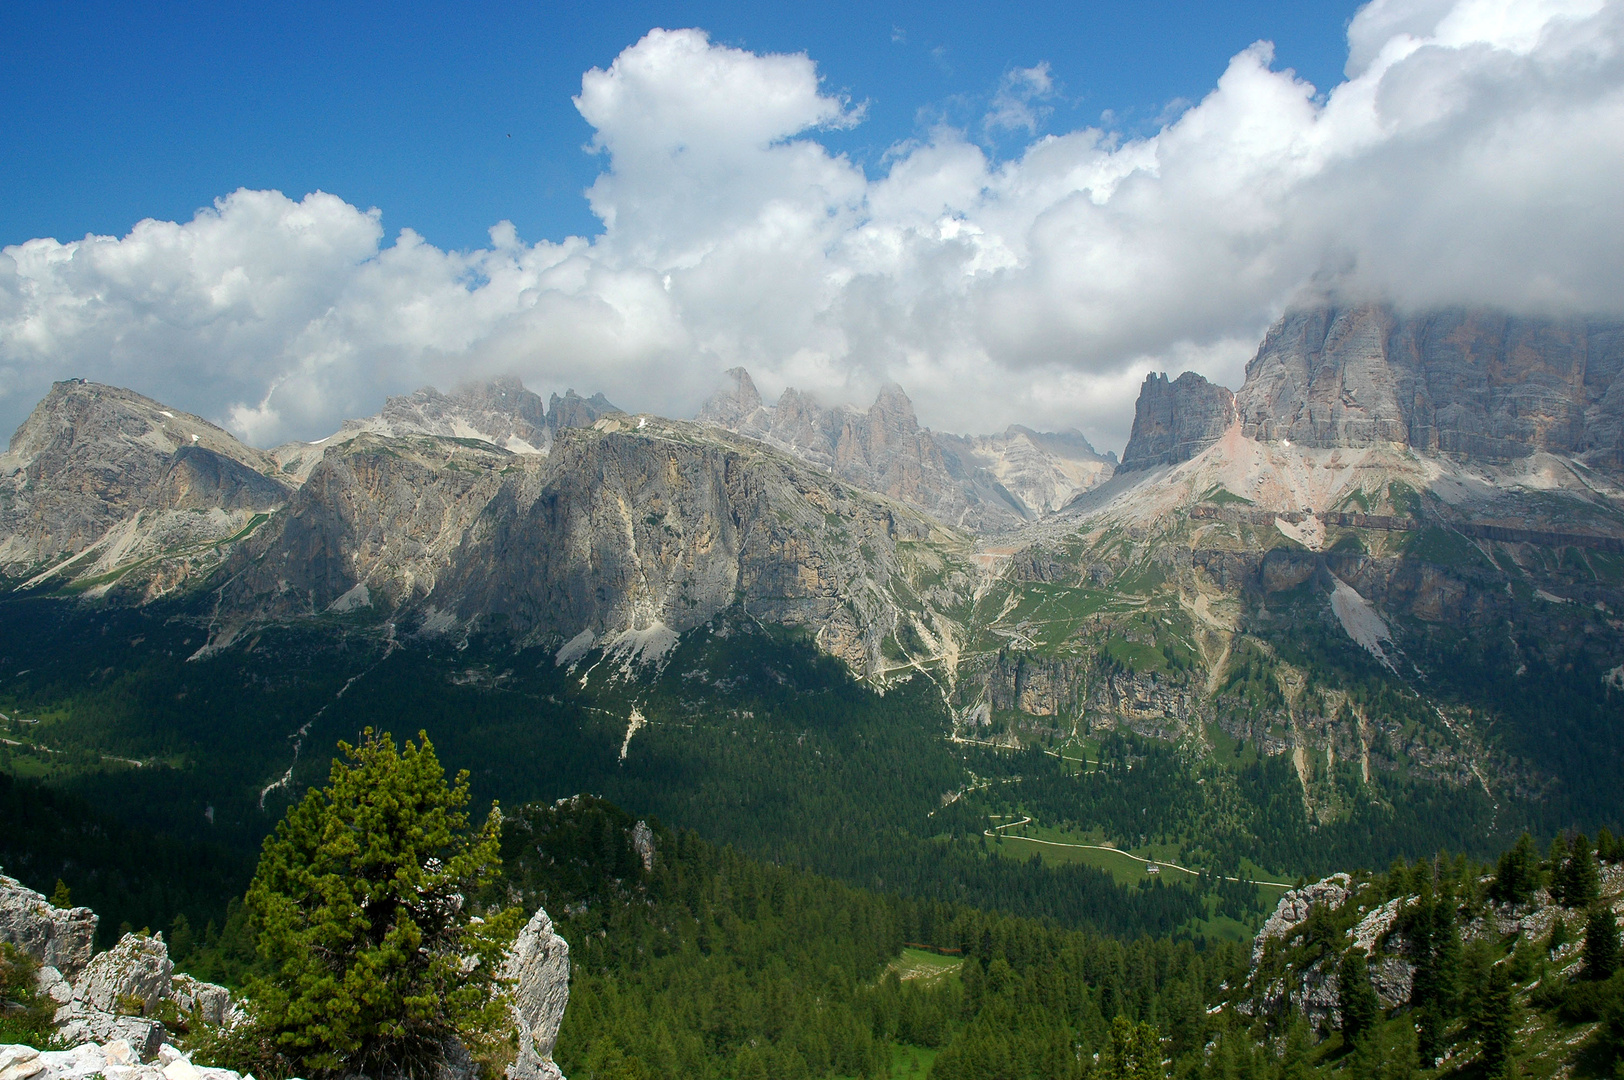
[695,369,1114,530]
[1118,371,1236,471]
[0,380,287,579]
[1235,302,1624,461]
[547,389,622,432]
[868,383,919,429]
[697,367,765,430]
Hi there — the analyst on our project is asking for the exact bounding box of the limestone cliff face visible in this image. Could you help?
[698,367,1113,530]
[1236,304,1624,460]
[1117,372,1236,471]
[0,380,289,580]
[222,433,514,617]
[222,417,966,677]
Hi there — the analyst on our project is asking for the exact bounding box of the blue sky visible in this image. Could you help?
[3,0,1621,451]
[3,1,1360,252]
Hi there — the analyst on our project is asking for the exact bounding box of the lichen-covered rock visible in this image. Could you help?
[1347,896,1407,955]
[1370,956,1416,1009]
[1251,874,1352,964]
[1290,961,1341,1030]
[630,822,656,873]
[0,872,98,982]
[52,933,174,1057]
[32,966,71,1006]
[69,933,173,1016]
[167,975,231,1027]
[501,907,571,1080]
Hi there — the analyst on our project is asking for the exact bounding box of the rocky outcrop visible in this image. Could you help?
[1235,304,1624,460]
[1,1041,243,1080]
[48,932,232,1057]
[61,932,173,1019]
[699,368,1112,530]
[270,380,623,482]
[1251,874,1352,964]
[0,874,97,982]
[1118,372,1236,471]
[219,419,962,677]
[2,873,235,1062]
[0,381,288,577]
[502,908,571,1080]
[3,887,573,1080]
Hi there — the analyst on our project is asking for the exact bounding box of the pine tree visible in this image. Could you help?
[1474,964,1515,1080]
[1409,889,1462,1065]
[1559,836,1601,909]
[242,729,522,1080]
[1380,1022,1420,1080]
[1489,834,1540,906]
[1339,950,1380,1047]
[1598,828,1618,864]
[48,879,71,908]
[1101,1015,1163,1080]
[1278,1015,1311,1080]
[1583,906,1621,981]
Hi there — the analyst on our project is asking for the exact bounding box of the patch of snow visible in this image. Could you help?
[555,630,596,668]
[326,582,371,613]
[1330,576,1395,671]
[1536,589,1571,604]
[159,410,174,418]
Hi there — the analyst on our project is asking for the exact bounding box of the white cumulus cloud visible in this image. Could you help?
[4,3,1623,454]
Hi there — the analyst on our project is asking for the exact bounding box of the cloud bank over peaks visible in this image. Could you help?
[4,1,1623,455]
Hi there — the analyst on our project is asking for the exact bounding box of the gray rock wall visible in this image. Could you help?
[1118,372,1236,471]
[502,908,570,1080]
[1236,303,1624,460]
[0,873,97,982]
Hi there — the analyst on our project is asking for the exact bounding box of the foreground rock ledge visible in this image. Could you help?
[1,869,573,1080]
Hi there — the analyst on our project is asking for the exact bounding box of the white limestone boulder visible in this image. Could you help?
[501,907,571,1080]
[0,873,98,982]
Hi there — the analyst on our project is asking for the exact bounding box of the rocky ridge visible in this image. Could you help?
[0,381,290,590]
[0,870,573,1080]
[10,303,1624,830]
[209,414,970,678]
[1234,856,1624,1036]
[698,367,1114,531]
[1235,304,1624,461]
[268,380,621,483]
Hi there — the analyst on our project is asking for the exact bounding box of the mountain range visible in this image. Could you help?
[4,300,1624,868]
